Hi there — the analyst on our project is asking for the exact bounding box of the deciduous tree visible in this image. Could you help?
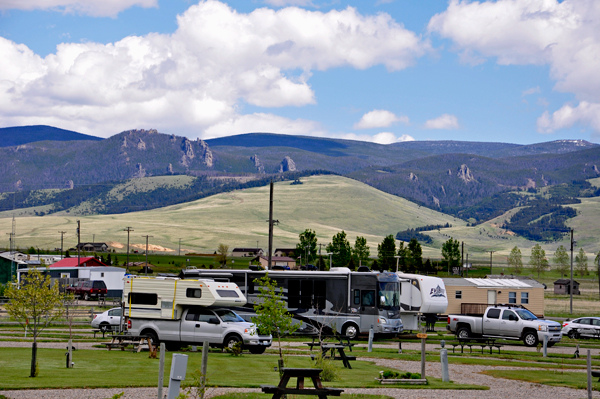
[553,245,569,278]
[352,236,370,266]
[5,269,66,377]
[326,231,351,268]
[441,238,460,270]
[508,246,523,274]
[576,248,588,277]
[216,244,229,267]
[296,229,318,266]
[529,244,548,278]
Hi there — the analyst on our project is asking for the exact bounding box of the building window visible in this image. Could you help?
[455,291,462,299]
[521,292,529,304]
[509,292,516,304]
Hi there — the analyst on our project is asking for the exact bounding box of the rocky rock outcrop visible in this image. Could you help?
[432,196,440,208]
[134,163,146,178]
[409,172,418,182]
[197,139,213,167]
[66,180,74,189]
[251,154,265,174]
[137,138,146,150]
[457,164,475,183]
[167,164,173,174]
[279,156,296,173]
[594,165,600,174]
[180,138,213,168]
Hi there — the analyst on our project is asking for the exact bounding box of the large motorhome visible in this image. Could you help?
[396,272,448,331]
[177,267,404,338]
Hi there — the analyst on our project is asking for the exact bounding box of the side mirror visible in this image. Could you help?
[208,317,220,325]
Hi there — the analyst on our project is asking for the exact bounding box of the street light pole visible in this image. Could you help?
[124,227,134,274]
[394,255,400,272]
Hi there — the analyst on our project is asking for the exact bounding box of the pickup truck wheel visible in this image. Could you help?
[523,331,539,347]
[457,327,471,339]
[144,331,159,346]
[84,293,90,301]
[224,335,241,350]
[249,346,266,354]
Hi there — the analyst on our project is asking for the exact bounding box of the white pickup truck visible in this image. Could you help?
[126,306,272,353]
[447,305,562,347]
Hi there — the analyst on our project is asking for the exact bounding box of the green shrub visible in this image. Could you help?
[313,352,339,382]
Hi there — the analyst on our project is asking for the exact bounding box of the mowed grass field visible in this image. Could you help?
[0,175,464,254]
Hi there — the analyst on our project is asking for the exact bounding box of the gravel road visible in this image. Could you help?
[1,340,598,399]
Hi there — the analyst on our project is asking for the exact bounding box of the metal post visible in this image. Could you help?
[167,353,188,399]
[368,324,374,352]
[420,321,426,379]
[59,231,66,259]
[67,339,73,368]
[543,335,548,357]
[440,340,449,382]
[200,341,209,399]
[570,229,574,314]
[587,349,592,399]
[158,343,165,399]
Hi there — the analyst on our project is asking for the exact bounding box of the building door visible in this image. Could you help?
[487,290,497,305]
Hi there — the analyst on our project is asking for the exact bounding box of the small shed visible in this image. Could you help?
[442,277,546,316]
[232,248,264,257]
[274,248,296,257]
[255,255,296,269]
[0,252,27,284]
[553,279,580,295]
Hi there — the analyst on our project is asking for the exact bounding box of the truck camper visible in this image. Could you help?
[396,272,448,331]
[123,276,271,353]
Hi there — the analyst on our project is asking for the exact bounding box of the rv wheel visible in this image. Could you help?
[342,323,359,340]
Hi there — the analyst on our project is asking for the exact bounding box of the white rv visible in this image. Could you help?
[396,272,448,331]
[123,276,271,353]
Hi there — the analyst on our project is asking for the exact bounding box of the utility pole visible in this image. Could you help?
[461,241,464,277]
[267,181,279,270]
[489,251,495,276]
[8,215,15,279]
[58,231,66,259]
[77,220,81,267]
[570,229,574,315]
[179,238,182,257]
[124,227,134,274]
[142,235,153,276]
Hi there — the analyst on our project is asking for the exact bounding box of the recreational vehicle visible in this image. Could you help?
[396,272,448,331]
[178,267,404,338]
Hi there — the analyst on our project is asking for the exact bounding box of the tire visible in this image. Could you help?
[456,326,471,339]
[165,342,182,352]
[99,323,111,333]
[342,323,359,340]
[84,293,90,301]
[144,330,160,346]
[568,330,579,339]
[249,346,267,354]
[224,334,241,350]
[523,330,539,347]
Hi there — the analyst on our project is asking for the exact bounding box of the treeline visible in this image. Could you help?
[395,223,451,244]
[503,201,577,242]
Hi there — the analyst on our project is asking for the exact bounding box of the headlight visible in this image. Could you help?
[245,327,256,335]
[378,317,388,324]
[538,324,548,332]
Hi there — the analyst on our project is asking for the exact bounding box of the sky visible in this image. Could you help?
[1,0,600,145]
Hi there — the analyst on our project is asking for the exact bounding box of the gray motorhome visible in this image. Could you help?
[178,267,403,338]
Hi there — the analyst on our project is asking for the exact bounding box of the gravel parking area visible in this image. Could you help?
[1,340,599,398]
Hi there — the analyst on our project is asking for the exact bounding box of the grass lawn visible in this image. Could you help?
[0,348,485,390]
[482,369,600,391]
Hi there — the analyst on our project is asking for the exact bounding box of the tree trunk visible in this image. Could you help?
[30,341,37,377]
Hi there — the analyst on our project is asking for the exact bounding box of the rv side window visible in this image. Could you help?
[288,280,301,308]
[361,290,375,306]
[128,292,158,305]
[186,288,202,298]
[353,290,360,305]
[314,280,326,309]
[217,290,239,298]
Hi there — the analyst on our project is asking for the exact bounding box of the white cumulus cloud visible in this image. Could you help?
[0,0,430,139]
[342,132,415,144]
[537,101,600,134]
[522,86,541,97]
[429,0,600,133]
[0,0,157,17]
[203,113,324,139]
[353,109,409,129]
[423,114,459,130]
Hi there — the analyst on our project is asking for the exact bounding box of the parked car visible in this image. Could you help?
[91,307,123,332]
[66,280,107,300]
[562,317,600,339]
[300,264,318,271]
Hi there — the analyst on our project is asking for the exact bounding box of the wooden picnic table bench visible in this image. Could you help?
[319,344,355,369]
[305,335,355,352]
[92,329,108,339]
[449,338,503,354]
[261,368,344,399]
[104,334,156,356]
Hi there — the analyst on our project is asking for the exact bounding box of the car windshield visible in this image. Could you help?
[215,309,244,323]
[378,282,400,310]
[515,309,538,321]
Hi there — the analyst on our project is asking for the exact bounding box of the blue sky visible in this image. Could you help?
[1,0,599,145]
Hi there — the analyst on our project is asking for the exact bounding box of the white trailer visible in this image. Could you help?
[396,272,448,331]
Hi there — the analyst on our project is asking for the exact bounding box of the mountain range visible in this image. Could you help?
[1,125,599,243]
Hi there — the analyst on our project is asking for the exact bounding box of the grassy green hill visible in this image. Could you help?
[0,175,464,255]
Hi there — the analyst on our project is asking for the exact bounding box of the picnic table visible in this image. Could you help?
[319,344,356,369]
[261,368,344,399]
[450,338,503,354]
[305,334,355,352]
[104,334,156,356]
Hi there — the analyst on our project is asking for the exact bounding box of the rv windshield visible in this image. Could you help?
[215,309,245,323]
[378,282,400,310]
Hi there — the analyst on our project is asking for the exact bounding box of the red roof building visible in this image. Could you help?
[49,257,107,268]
